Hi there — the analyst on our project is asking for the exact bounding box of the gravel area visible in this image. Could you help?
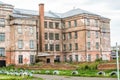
[33,74,117,80]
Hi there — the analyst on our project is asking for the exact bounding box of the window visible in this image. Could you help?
[18,40,23,49]
[85,18,90,26]
[30,55,34,64]
[96,54,99,59]
[55,33,59,40]
[17,26,22,34]
[62,22,65,29]
[74,32,78,39]
[0,18,5,27]
[74,20,77,27]
[30,40,34,49]
[88,54,91,61]
[87,42,90,50]
[50,44,54,51]
[96,42,99,49]
[75,55,78,62]
[69,55,72,62]
[95,20,98,27]
[69,44,72,51]
[68,21,71,28]
[49,22,53,28]
[75,43,78,50]
[0,48,5,56]
[55,44,60,51]
[68,32,72,39]
[64,55,67,62]
[0,33,5,41]
[29,27,34,34]
[96,31,98,38]
[45,33,48,40]
[36,32,38,39]
[44,21,47,28]
[87,31,90,38]
[18,55,23,64]
[45,44,48,51]
[63,44,66,51]
[55,22,59,29]
[63,33,66,40]
[49,33,54,40]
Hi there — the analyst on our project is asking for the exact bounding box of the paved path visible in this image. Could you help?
[33,74,117,80]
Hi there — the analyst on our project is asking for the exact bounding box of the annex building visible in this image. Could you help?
[0,1,111,66]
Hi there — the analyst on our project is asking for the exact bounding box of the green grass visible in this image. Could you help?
[34,69,117,78]
[0,74,44,80]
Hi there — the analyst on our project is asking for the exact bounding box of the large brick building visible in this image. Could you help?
[0,1,111,66]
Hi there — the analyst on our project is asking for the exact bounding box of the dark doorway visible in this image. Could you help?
[0,60,6,67]
[46,58,50,63]
[55,56,60,62]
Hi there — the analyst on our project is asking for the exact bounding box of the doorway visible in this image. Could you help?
[0,60,6,67]
[46,58,50,63]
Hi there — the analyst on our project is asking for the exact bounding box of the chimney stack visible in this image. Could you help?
[39,3,45,52]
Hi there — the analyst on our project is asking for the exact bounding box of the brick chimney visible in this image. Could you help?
[39,3,44,52]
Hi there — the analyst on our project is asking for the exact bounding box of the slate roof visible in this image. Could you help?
[12,8,100,18]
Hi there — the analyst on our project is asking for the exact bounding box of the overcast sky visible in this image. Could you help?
[1,0,120,46]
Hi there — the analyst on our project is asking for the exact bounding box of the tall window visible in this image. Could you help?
[30,40,34,49]
[29,27,34,34]
[63,33,66,40]
[45,44,48,51]
[96,54,99,59]
[68,21,71,28]
[96,42,99,49]
[0,48,5,56]
[87,42,90,50]
[69,55,72,62]
[96,31,98,38]
[55,33,59,40]
[95,20,98,27]
[74,32,78,39]
[75,55,78,62]
[87,31,90,38]
[18,55,23,64]
[18,40,23,49]
[55,44,60,51]
[44,21,47,28]
[49,33,54,40]
[69,44,72,51]
[17,26,22,34]
[49,22,53,28]
[62,22,65,29]
[50,44,54,51]
[64,55,67,62]
[30,55,34,64]
[63,44,66,51]
[85,18,90,26]
[0,33,5,41]
[45,33,48,40]
[75,43,78,50]
[55,22,59,29]
[0,18,5,27]
[68,32,72,39]
[88,54,91,61]
[74,20,77,27]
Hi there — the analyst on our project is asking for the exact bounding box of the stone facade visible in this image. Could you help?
[0,2,111,66]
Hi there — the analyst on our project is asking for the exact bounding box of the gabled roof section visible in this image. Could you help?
[62,8,98,18]
[0,1,13,6]
[13,8,39,16]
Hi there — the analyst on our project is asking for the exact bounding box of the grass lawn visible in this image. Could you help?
[34,69,117,78]
[0,74,43,80]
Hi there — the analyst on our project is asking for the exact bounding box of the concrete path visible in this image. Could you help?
[33,74,117,80]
